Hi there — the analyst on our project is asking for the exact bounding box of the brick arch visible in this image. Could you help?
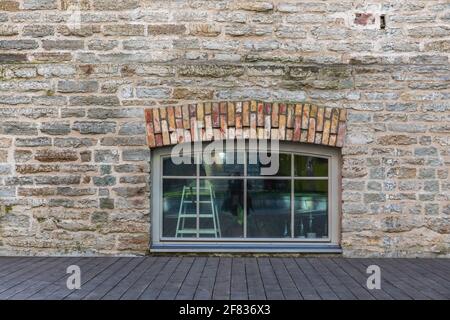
[144,101,347,148]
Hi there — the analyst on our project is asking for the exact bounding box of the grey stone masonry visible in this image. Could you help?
[0,0,449,257]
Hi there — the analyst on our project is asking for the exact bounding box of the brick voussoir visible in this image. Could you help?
[144,101,347,149]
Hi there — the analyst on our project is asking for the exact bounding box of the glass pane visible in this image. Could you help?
[294,180,328,239]
[199,180,244,238]
[247,179,291,238]
[294,155,328,177]
[247,152,291,177]
[200,151,244,176]
[163,156,196,176]
[162,179,196,238]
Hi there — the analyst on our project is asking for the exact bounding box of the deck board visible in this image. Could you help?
[0,257,447,300]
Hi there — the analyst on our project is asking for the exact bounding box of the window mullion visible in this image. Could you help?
[196,153,200,238]
[244,150,247,239]
[291,153,294,238]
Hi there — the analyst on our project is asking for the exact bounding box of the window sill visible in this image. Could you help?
[150,243,342,253]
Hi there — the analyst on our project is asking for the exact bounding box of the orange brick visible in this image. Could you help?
[257,102,264,127]
[167,106,176,132]
[212,102,220,128]
[152,108,161,133]
[301,104,310,129]
[271,103,279,127]
[228,101,235,126]
[182,105,190,129]
[307,117,316,143]
[316,106,324,132]
[242,101,250,127]
[336,121,346,147]
[330,108,339,134]
[286,104,294,128]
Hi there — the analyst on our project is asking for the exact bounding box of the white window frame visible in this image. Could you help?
[150,140,342,253]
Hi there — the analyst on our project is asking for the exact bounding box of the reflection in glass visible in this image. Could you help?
[199,180,244,238]
[162,179,196,238]
[294,155,328,177]
[247,179,291,238]
[247,152,291,177]
[163,156,196,176]
[294,180,328,239]
[200,151,244,176]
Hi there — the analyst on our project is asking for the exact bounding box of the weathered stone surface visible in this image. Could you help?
[93,175,116,186]
[73,121,116,134]
[57,81,99,93]
[40,122,71,135]
[94,150,119,163]
[1,122,38,135]
[35,149,78,162]
[0,0,448,257]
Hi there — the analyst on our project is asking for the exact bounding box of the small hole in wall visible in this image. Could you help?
[380,14,386,30]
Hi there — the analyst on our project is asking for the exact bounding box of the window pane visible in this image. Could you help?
[199,179,244,238]
[162,179,196,238]
[200,151,244,176]
[294,180,328,239]
[163,156,196,176]
[294,155,328,177]
[247,179,291,238]
[247,152,291,176]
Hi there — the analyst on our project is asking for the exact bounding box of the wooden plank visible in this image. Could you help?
[9,257,83,300]
[343,258,411,300]
[27,257,105,300]
[269,258,301,300]
[244,258,266,300]
[405,259,450,290]
[102,258,154,300]
[368,258,438,300]
[230,258,248,300]
[0,258,57,294]
[0,257,23,273]
[43,258,118,300]
[294,258,338,300]
[120,257,170,300]
[0,257,46,278]
[257,258,284,300]
[176,257,207,300]
[212,257,232,300]
[388,259,448,299]
[139,257,181,300]
[369,258,431,300]
[337,258,399,300]
[415,259,450,285]
[282,257,319,300]
[158,257,195,300]
[321,258,377,300]
[307,258,356,300]
[64,258,131,300]
[0,258,73,299]
[84,258,143,300]
[194,257,219,300]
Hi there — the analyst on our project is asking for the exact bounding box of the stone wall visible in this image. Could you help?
[0,0,449,257]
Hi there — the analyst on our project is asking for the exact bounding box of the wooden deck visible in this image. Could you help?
[0,257,448,300]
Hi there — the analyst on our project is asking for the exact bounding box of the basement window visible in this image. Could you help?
[150,141,341,252]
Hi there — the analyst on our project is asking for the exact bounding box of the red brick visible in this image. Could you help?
[242,101,250,127]
[227,101,235,126]
[271,103,279,127]
[167,106,176,132]
[301,104,310,129]
[212,102,220,128]
[257,102,264,127]
[152,108,161,133]
[182,105,190,129]
[286,104,294,128]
